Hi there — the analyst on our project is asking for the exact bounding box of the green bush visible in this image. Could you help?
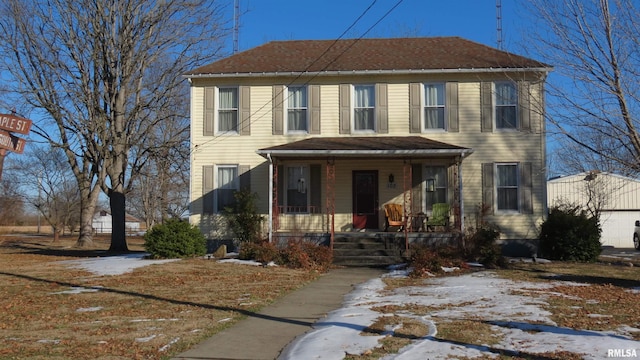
[464,225,505,268]
[538,205,602,262]
[144,219,207,258]
[223,189,264,244]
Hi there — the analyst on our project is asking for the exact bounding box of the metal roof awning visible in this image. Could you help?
[256,136,474,159]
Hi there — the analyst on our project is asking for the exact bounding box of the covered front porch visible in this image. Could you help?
[256,136,474,251]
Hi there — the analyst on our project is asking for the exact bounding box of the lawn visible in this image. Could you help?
[1,234,639,360]
[0,234,319,359]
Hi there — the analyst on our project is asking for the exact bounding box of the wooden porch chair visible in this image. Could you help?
[383,203,406,231]
[426,203,450,231]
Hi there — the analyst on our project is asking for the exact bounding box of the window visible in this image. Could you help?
[353,85,375,131]
[216,165,238,212]
[286,166,309,213]
[287,86,308,133]
[424,166,447,210]
[494,82,517,129]
[424,83,445,130]
[496,163,518,211]
[218,87,238,133]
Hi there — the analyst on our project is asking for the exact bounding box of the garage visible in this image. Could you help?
[548,172,640,248]
[599,211,637,248]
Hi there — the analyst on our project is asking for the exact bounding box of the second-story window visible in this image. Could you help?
[287,86,308,133]
[424,83,445,130]
[494,82,517,129]
[353,85,375,131]
[218,87,238,133]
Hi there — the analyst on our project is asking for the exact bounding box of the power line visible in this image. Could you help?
[192,0,404,153]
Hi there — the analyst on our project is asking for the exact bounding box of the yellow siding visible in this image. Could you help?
[189,76,547,240]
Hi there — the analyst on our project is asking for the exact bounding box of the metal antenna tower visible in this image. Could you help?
[233,0,239,54]
[496,0,503,50]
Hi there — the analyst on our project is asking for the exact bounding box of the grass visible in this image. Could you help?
[352,261,640,359]
[1,234,639,360]
[0,234,319,359]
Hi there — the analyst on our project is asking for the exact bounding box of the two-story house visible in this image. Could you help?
[185,37,552,255]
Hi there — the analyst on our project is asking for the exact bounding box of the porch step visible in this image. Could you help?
[332,235,407,266]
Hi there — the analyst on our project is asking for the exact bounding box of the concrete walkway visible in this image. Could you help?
[172,267,385,360]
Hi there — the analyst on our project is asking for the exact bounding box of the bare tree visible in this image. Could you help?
[0,155,24,225]
[12,146,81,241]
[521,0,640,176]
[0,0,228,250]
[127,87,190,229]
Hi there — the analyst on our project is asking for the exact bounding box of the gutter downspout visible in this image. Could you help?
[267,154,273,243]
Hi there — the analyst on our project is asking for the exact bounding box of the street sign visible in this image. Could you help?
[0,113,32,135]
[0,129,26,154]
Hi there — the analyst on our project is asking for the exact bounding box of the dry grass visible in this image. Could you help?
[358,261,640,359]
[0,234,319,359]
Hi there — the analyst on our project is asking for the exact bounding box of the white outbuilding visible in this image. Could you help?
[547,171,640,248]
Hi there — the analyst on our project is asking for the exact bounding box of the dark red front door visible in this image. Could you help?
[352,170,378,230]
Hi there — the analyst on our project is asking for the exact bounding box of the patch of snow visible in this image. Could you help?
[59,253,179,276]
[159,337,180,352]
[280,271,639,360]
[76,307,103,312]
[135,334,158,342]
[51,286,102,295]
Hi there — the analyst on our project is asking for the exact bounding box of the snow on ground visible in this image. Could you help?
[58,255,640,359]
[59,253,179,276]
[280,269,640,360]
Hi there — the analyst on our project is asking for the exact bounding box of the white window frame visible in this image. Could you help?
[422,83,446,132]
[216,86,239,134]
[284,165,310,214]
[352,84,376,133]
[285,85,309,134]
[214,164,239,213]
[495,163,519,213]
[493,81,518,130]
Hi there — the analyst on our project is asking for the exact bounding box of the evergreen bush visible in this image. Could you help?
[538,205,602,262]
[223,189,264,244]
[144,219,207,258]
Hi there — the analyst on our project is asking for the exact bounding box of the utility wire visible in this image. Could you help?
[192,0,404,152]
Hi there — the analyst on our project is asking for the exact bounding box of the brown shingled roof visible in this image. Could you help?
[186,37,550,76]
[256,136,473,159]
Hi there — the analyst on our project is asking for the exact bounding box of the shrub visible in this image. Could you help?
[464,225,505,268]
[238,240,279,264]
[458,203,505,268]
[144,219,207,258]
[278,239,333,271]
[223,189,264,244]
[538,205,602,262]
[408,244,467,278]
[239,239,333,271]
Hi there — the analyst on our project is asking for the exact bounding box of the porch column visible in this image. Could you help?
[325,158,336,249]
[457,157,465,233]
[403,160,412,251]
[267,155,274,243]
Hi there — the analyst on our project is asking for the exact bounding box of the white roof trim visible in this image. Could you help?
[185,67,552,79]
[256,148,474,158]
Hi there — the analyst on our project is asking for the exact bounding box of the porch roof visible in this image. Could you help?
[256,136,473,159]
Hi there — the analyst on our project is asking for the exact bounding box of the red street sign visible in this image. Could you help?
[0,129,26,154]
[0,114,32,135]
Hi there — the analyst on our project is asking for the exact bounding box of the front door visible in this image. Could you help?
[352,170,378,230]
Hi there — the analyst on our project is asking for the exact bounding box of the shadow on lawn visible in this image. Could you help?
[510,263,639,289]
[0,236,145,258]
[0,270,315,328]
